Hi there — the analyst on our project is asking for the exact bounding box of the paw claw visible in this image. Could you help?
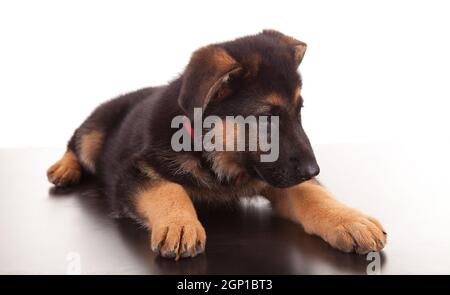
[150,219,206,260]
[320,209,387,254]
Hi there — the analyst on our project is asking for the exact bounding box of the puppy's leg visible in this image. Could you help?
[47,129,104,186]
[265,180,386,254]
[47,149,82,186]
[47,88,157,186]
[135,181,206,260]
[47,110,106,186]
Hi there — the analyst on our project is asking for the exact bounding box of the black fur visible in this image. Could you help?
[61,30,320,219]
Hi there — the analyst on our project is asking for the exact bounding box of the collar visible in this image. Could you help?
[183,119,194,138]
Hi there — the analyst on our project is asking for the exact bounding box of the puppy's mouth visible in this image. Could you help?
[253,166,267,181]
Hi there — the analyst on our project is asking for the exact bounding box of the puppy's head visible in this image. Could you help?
[178,30,319,188]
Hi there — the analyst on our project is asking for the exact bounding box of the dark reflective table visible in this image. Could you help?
[1,143,449,274]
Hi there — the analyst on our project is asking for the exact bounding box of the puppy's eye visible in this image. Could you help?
[224,74,234,84]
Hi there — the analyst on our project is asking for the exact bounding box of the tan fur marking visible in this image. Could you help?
[135,181,206,260]
[79,130,104,173]
[206,119,245,181]
[208,151,245,181]
[47,150,82,186]
[222,118,238,150]
[294,86,300,97]
[192,46,238,71]
[211,47,238,68]
[266,93,285,106]
[294,86,301,99]
[265,180,386,254]
[138,163,161,181]
[186,46,241,107]
[177,157,201,173]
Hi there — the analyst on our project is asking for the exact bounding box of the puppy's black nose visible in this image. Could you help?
[295,162,320,181]
[303,163,320,179]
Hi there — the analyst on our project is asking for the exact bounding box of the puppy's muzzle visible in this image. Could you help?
[290,155,320,182]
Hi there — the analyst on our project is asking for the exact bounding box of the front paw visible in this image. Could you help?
[317,208,387,254]
[150,218,206,260]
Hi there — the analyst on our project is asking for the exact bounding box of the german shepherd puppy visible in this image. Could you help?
[47,30,386,259]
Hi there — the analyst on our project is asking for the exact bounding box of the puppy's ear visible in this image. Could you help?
[178,45,242,117]
[262,29,307,65]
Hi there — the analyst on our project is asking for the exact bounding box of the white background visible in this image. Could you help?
[0,0,449,147]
